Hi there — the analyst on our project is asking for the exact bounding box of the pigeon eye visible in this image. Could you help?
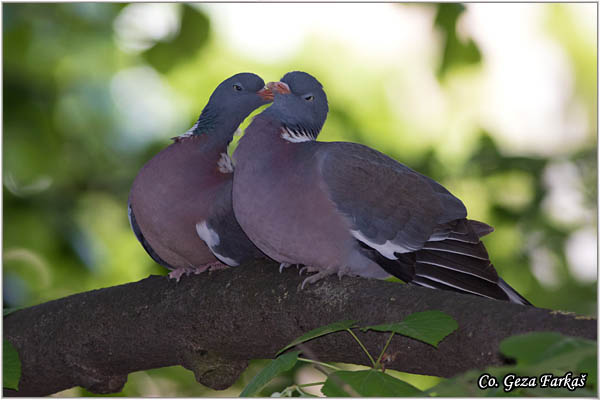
[304,94,314,102]
[233,84,243,92]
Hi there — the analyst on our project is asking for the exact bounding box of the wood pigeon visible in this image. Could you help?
[128,73,272,281]
[232,71,531,305]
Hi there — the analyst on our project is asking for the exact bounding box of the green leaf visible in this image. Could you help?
[500,332,596,366]
[577,355,597,388]
[276,320,358,356]
[143,4,210,73]
[429,332,597,396]
[274,385,319,397]
[297,389,317,397]
[321,370,423,397]
[425,370,489,397]
[3,340,21,390]
[240,351,300,397]
[361,311,458,347]
[433,3,481,79]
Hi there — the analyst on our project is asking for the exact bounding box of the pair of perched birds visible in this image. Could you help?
[128,71,531,306]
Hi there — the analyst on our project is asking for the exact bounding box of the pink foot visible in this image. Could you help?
[299,265,319,275]
[279,263,302,273]
[300,265,350,289]
[168,267,192,282]
[301,270,332,289]
[197,261,229,273]
[168,261,229,282]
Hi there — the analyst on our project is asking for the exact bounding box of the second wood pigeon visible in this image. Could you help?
[232,71,531,305]
[129,73,272,280]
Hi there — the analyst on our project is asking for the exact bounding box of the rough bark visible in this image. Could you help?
[3,260,596,396]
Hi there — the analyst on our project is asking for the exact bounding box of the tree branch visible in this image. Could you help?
[4,260,596,396]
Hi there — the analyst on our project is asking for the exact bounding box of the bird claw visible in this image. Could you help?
[280,263,304,273]
[279,263,292,273]
[337,265,351,280]
[168,268,188,282]
[298,265,350,289]
[299,265,320,276]
[301,271,329,289]
[203,261,229,273]
[168,261,228,282]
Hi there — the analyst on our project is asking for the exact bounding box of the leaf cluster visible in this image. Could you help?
[239,312,596,397]
[241,310,458,397]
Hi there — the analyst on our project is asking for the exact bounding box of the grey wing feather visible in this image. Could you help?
[316,142,531,305]
[317,142,467,255]
[205,182,265,265]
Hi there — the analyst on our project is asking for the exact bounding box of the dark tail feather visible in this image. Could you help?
[362,219,532,306]
[412,262,509,300]
[468,219,494,237]
[416,248,498,282]
[498,278,532,306]
[414,227,499,284]
[411,274,506,301]
[380,254,532,305]
[422,239,490,260]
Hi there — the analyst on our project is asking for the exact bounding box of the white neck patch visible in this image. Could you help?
[172,121,198,141]
[281,127,315,143]
[217,153,234,174]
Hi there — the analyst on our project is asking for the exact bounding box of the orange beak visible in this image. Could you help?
[257,87,274,101]
[267,81,291,94]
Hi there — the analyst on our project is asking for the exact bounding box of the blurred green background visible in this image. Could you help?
[3,3,597,396]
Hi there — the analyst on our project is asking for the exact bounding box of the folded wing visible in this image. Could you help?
[318,142,530,305]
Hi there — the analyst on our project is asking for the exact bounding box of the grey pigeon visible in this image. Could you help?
[129,73,272,280]
[232,71,531,305]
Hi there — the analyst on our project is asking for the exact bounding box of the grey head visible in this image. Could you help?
[264,71,329,140]
[189,72,273,139]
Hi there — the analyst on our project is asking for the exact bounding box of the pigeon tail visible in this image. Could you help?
[360,219,532,306]
[498,278,532,306]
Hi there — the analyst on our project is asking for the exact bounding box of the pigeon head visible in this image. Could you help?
[265,71,328,140]
[191,73,273,137]
[210,72,273,107]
